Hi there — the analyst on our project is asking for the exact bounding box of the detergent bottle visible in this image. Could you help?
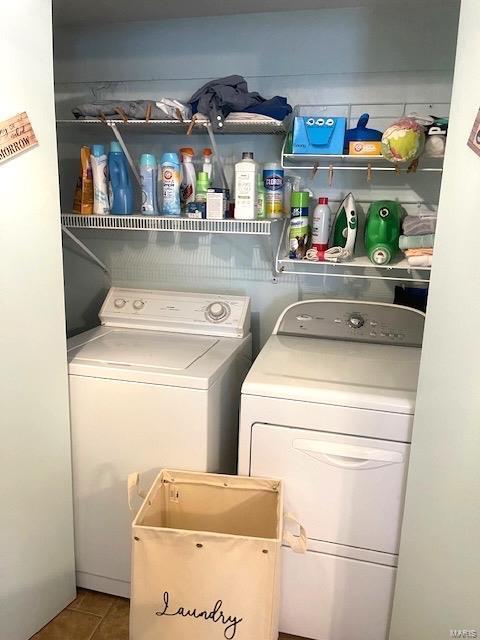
[160,152,181,216]
[139,153,158,214]
[90,144,109,215]
[364,200,402,265]
[108,142,133,215]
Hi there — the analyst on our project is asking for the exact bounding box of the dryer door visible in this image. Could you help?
[250,423,410,554]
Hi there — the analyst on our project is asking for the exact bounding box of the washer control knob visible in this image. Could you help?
[114,298,126,309]
[206,301,230,322]
[133,300,145,310]
[348,313,365,329]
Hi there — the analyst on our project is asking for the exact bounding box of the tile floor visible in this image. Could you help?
[31,588,306,639]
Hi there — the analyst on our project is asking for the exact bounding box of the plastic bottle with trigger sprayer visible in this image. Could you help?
[180,147,196,210]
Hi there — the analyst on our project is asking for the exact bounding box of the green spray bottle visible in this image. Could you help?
[364,200,402,265]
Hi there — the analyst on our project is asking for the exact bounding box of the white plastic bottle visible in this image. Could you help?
[311,197,332,260]
[234,152,257,219]
[202,148,213,186]
[179,147,196,210]
[90,144,109,215]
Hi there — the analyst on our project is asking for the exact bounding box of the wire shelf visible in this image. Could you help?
[282,153,444,173]
[56,118,288,135]
[277,257,431,283]
[61,214,277,235]
[282,101,449,173]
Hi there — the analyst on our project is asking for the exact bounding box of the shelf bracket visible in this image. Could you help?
[62,225,111,277]
[272,218,289,282]
[108,122,142,186]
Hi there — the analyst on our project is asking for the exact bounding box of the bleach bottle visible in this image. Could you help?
[108,142,133,215]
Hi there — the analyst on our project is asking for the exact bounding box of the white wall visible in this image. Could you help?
[390,1,480,637]
[0,2,76,638]
[54,5,458,345]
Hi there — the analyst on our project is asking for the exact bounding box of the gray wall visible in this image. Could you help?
[390,1,480,637]
[54,5,458,347]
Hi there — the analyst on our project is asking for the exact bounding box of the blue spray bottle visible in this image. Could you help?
[108,141,133,215]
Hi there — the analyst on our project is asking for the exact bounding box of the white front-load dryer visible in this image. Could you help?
[238,299,425,640]
[68,287,251,597]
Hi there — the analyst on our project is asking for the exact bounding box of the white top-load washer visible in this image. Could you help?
[68,287,251,597]
[238,299,425,640]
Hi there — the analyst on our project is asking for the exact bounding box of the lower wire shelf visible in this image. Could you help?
[276,256,431,283]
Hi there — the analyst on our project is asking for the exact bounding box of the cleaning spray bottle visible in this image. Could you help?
[180,147,196,210]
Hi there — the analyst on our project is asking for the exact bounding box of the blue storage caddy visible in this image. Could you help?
[292,116,347,155]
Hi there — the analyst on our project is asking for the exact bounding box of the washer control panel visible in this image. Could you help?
[101,288,250,338]
[276,300,424,347]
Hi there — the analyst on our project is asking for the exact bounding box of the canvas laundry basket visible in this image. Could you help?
[128,469,306,640]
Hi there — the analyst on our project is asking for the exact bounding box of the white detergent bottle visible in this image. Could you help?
[235,152,257,219]
[90,144,109,215]
[179,147,196,210]
[311,196,332,260]
[202,148,213,186]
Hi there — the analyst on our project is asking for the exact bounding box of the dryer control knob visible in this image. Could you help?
[206,301,230,322]
[133,300,145,310]
[114,298,126,308]
[348,313,365,329]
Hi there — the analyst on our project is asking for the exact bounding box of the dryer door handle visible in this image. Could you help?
[293,439,404,470]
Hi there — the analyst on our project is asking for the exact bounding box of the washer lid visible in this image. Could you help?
[70,329,217,370]
[241,334,421,414]
[67,326,247,389]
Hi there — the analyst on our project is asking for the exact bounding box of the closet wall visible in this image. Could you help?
[54,5,459,350]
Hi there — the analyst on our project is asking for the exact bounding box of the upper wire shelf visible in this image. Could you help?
[56,117,288,135]
[282,101,449,174]
[282,153,444,173]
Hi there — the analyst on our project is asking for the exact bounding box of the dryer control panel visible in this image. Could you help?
[275,300,424,347]
[100,288,250,338]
